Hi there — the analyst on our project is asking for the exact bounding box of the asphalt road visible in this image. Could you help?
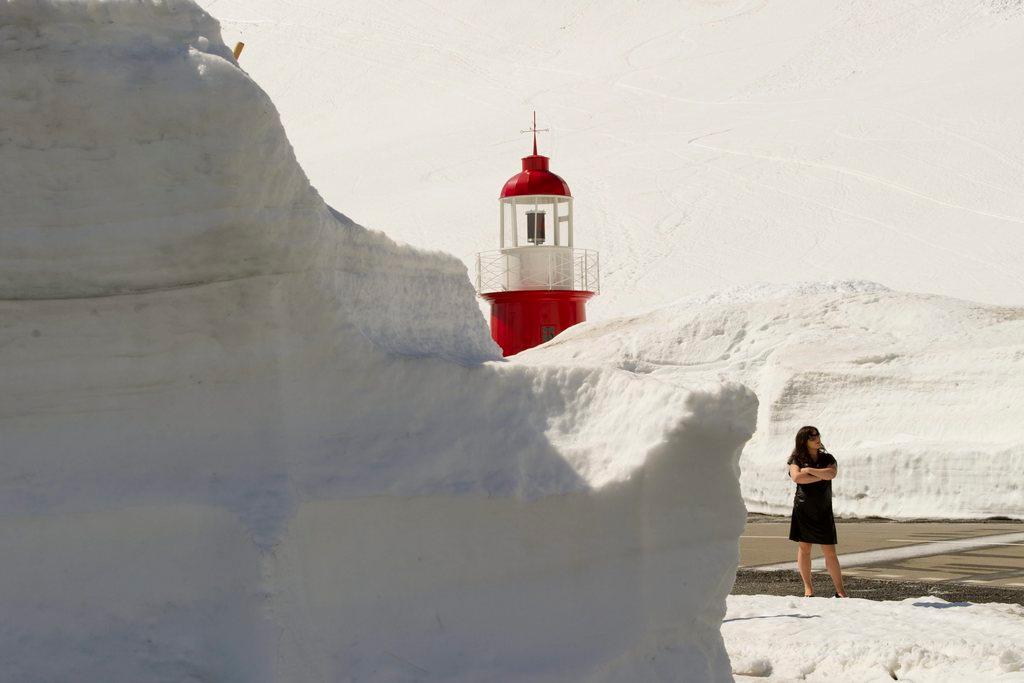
[734,515,1024,605]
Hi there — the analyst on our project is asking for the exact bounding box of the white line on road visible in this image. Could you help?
[753,531,1024,572]
[741,535,790,539]
[885,538,1024,547]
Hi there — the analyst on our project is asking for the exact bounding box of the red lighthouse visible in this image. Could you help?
[476,114,600,356]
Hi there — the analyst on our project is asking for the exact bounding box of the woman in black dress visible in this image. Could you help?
[788,425,846,597]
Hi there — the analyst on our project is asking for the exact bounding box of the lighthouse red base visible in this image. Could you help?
[481,289,595,357]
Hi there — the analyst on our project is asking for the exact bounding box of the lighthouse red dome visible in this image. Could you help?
[500,154,571,198]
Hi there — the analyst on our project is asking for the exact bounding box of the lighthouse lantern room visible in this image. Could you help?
[476,114,599,356]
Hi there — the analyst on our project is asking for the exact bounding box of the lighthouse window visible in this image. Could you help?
[527,210,546,245]
[541,325,557,342]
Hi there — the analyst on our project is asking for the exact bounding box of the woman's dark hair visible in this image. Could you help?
[787,425,826,468]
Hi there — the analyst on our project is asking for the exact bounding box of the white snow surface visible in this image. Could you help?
[518,281,1024,519]
[724,594,1024,681]
[205,0,1024,520]
[207,0,1024,315]
[0,1,757,680]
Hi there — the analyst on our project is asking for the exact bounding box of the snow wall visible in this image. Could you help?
[523,282,1024,521]
[0,2,757,680]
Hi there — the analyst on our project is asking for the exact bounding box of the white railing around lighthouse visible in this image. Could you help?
[475,248,600,295]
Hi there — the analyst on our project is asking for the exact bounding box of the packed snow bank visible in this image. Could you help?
[520,281,1024,520]
[724,594,1024,681]
[0,2,756,679]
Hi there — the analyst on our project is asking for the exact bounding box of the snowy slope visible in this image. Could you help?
[203,0,1024,521]
[725,594,1024,681]
[0,2,756,680]
[518,281,1024,519]
[207,0,1024,316]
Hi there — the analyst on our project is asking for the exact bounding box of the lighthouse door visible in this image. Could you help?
[540,325,557,343]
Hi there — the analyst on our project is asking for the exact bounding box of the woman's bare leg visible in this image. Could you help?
[822,544,846,596]
[797,542,814,596]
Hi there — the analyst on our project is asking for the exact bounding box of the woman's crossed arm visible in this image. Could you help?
[790,464,822,484]
[801,465,838,481]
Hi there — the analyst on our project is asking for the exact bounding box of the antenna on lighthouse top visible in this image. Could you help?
[521,111,549,156]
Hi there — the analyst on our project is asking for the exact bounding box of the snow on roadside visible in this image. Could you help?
[724,594,1024,681]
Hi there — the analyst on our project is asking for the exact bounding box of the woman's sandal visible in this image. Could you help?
[833,592,847,598]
